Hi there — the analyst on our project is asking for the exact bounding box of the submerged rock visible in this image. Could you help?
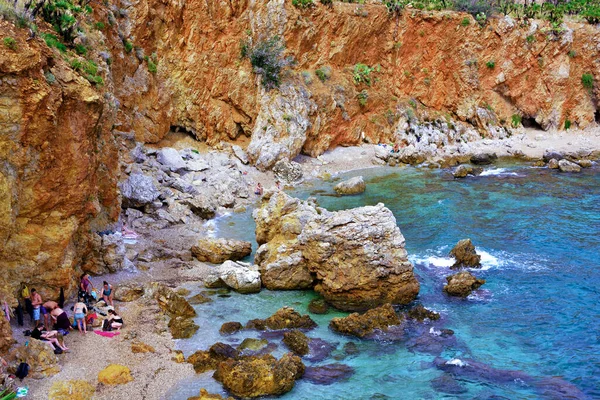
[187,343,239,373]
[254,191,419,311]
[444,271,485,297]
[308,298,329,314]
[449,239,481,269]
[329,304,401,338]
[453,164,473,178]
[431,374,467,394]
[304,363,355,385]
[237,338,270,353]
[187,388,234,400]
[334,176,366,195]
[213,353,305,398]
[282,330,309,356]
[220,322,243,335]
[188,293,212,305]
[191,238,252,264]
[407,304,440,322]
[259,307,317,331]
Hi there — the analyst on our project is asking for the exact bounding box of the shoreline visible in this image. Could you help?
[12,125,600,399]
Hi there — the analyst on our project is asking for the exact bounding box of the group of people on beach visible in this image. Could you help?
[23,274,124,352]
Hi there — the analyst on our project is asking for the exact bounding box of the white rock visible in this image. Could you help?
[157,148,186,171]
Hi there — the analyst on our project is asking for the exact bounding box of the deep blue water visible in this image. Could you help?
[170,163,600,399]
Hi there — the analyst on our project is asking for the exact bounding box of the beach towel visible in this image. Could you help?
[94,330,120,338]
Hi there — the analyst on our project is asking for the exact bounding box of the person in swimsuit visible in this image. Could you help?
[51,306,72,335]
[102,281,114,306]
[31,328,69,351]
[73,301,88,334]
[107,309,123,330]
[30,289,42,328]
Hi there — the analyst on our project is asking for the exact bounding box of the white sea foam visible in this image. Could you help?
[429,327,442,336]
[412,255,454,268]
[479,168,521,177]
[446,358,468,367]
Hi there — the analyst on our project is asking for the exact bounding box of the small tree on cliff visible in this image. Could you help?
[244,36,294,91]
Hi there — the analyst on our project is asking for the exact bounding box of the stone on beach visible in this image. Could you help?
[219,261,262,294]
[334,176,366,195]
[49,380,95,400]
[114,283,145,302]
[558,159,581,173]
[157,147,186,171]
[98,364,134,385]
[168,316,199,339]
[444,271,486,297]
[131,342,156,353]
[120,173,161,208]
[191,238,252,264]
[10,339,61,378]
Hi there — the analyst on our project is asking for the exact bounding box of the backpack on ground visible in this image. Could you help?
[15,362,29,380]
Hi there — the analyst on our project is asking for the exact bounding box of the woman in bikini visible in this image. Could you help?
[73,301,88,334]
[102,281,114,307]
[107,309,123,330]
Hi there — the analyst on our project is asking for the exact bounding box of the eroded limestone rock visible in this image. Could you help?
[450,239,481,269]
[191,238,252,264]
[98,364,133,385]
[444,271,486,297]
[329,303,402,338]
[333,176,366,195]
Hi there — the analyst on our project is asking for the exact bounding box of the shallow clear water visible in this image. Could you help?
[170,163,600,399]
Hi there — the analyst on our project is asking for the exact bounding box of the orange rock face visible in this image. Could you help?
[0,22,120,304]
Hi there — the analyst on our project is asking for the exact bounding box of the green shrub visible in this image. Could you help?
[301,71,313,85]
[3,37,17,50]
[75,43,88,56]
[353,63,378,86]
[511,114,522,128]
[486,60,495,69]
[581,73,594,90]
[292,0,314,8]
[148,60,157,74]
[526,35,535,44]
[567,50,576,58]
[460,17,470,26]
[94,21,105,30]
[357,90,368,107]
[246,36,293,90]
[123,40,133,53]
[41,33,67,52]
[564,119,571,130]
[315,66,331,82]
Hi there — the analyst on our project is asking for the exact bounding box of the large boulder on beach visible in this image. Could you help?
[120,173,160,208]
[558,159,581,173]
[543,149,564,162]
[213,353,305,398]
[10,339,61,378]
[49,380,96,400]
[114,283,145,302]
[334,176,366,195]
[98,364,133,385]
[191,238,252,264]
[273,159,303,184]
[253,191,419,311]
[150,283,197,318]
[450,239,481,269]
[444,271,486,297]
[329,303,401,338]
[157,148,186,171]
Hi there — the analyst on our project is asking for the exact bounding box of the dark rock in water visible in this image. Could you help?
[535,377,587,399]
[219,322,243,335]
[470,152,498,165]
[543,149,564,162]
[343,342,360,355]
[303,363,354,385]
[330,304,402,338]
[369,394,391,400]
[308,298,329,314]
[187,342,239,373]
[248,307,317,331]
[218,294,231,298]
[440,328,454,337]
[282,330,309,356]
[453,164,473,178]
[407,304,440,322]
[214,353,305,398]
[433,357,532,385]
[450,238,481,269]
[444,271,486,297]
[305,338,337,362]
[431,374,467,394]
[407,328,459,356]
[259,330,286,340]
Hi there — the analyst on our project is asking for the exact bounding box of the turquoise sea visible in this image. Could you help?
[170,162,600,399]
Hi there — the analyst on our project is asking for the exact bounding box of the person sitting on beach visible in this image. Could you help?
[392,143,400,153]
[101,281,114,307]
[30,289,43,328]
[51,306,72,335]
[73,301,88,334]
[254,183,263,196]
[107,309,124,330]
[31,328,69,352]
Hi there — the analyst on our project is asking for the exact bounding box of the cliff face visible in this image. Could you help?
[0,21,120,303]
[114,0,599,168]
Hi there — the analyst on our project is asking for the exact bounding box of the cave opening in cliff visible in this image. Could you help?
[521,117,543,130]
[595,109,600,124]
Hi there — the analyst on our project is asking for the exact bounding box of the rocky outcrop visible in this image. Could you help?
[334,176,366,195]
[558,159,581,172]
[254,191,419,311]
[98,364,134,385]
[205,261,261,294]
[329,303,402,338]
[114,283,145,302]
[168,316,200,339]
[407,304,441,322]
[450,239,482,269]
[188,293,212,305]
[10,340,61,378]
[120,173,161,208]
[0,315,14,354]
[213,353,305,398]
[246,307,317,331]
[191,238,252,264]
[187,343,239,374]
[444,271,486,297]
[282,330,310,356]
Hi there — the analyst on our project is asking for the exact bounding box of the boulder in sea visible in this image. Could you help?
[113,283,145,302]
[262,307,317,331]
[470,152,497,165]
[304,363,355,385]
[151,284,197,318]
[120,173,160,208]
[188,293,212,305]
[308,298,329,314]
[282,330,309,356]
[218,261,261,294]
[213,353,305,398]
[444,271,486,297]
[168,316,199,339]
[558,159,581,173]
[98,364,134,385]
[187,342,239,373]
[49,380,95,400]
[431,374,467,394]
[254,191,419,311]
[237,338,270,353]
[333,176,366,195]
[187,388,234,400]
[547,158,559,169]
[449,239,481,269]
[575,159,593,168]
[220,322,243,335]
[453,164,473,178]
[191,238,252,264]
[407,304,440,322]
[329,304,401,338]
